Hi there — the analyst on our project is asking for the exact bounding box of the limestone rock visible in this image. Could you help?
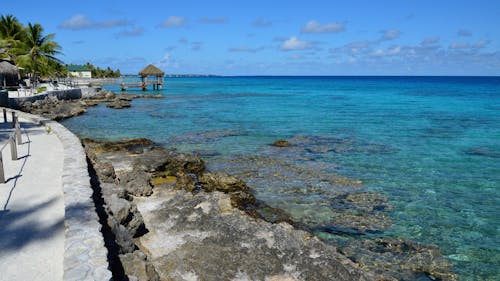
[119,250,159,281]
[106,194,146,237]
[136,190,375,281]
[119,169,153,196]
[109,219,136,254]
[199,172,249,192]
[98,162,116,183]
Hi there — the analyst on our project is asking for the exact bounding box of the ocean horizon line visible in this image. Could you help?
[119,74,500,78]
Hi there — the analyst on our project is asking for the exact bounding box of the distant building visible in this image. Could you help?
[67,64,91,78]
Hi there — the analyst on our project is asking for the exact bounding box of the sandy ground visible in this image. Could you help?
[0,116,64,281]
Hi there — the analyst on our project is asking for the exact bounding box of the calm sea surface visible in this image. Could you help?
[62,76,500,280]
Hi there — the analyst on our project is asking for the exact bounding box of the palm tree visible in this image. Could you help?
[0,14,25,62]
[17,23,62,87]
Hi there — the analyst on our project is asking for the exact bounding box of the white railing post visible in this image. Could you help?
[15,121,22,144]
[10,135,17,160]
[0,152,4,183]
[11,112,16,128]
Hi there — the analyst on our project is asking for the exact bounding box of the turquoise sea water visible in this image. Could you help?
[62,76,500,280]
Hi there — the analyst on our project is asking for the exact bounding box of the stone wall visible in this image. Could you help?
[13,110,112,281]
[8,87,101,109]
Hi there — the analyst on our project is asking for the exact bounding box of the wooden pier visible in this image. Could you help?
[120,80,163,91]
[121,64,165,91]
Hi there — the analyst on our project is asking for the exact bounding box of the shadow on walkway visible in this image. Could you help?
[0,197,64,253]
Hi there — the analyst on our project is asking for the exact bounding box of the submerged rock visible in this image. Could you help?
[207,155,391,234]
[168,130,244,144]
[107,100,131,109]
[464,147,500,158]
[269,135,397,157]
[338,238,458,281]
[271,139,292,147]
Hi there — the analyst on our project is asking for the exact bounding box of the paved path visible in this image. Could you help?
[0,116,65,281]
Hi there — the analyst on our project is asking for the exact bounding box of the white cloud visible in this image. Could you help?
[162,53,170,61]
[280,36,312,51]
[160,16,187,28]
[449,40,491,50]
[449,42,470,49]
[158,53,170,68]
[228,46,264,53]
[97,19,131,28]
[371,46,401,57]
[421,37,440,45]
[191,42,203,51]
[59,15,131,30]
[253,18,272,27]
[116,27,144,38]
[199,17,227,24]
[473,40,490,48]
[301,20,344,33]
[381,30,401,40]
[59,15,93,30]
[458,29,472,37]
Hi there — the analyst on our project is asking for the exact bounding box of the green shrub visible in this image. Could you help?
[36,86,47,94]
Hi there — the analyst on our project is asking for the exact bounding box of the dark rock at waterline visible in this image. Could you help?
[271,139,292,147]
[107,100,131,109]
[168,130,244,144]
[17,89,164,119]
[338,238,458,281]
[84,138,155,154]
[199,172,249,193]
[270,135,397,157]
[465,147,500,158]
[18,96,87,120]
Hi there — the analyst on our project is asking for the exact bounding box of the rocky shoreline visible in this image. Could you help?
[16,92,458,280]
[16,89,162,120]
[83,138,376,281]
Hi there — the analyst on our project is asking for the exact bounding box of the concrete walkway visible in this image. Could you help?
[0,116,65,281]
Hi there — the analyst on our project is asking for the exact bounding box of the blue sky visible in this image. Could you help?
[3,0,499,75]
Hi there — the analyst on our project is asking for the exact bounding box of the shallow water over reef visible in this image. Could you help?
[62,76,500,280]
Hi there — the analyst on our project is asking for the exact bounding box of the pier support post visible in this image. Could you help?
[10,135,17,160]
[3,108,6,123]
[11,112,15,128]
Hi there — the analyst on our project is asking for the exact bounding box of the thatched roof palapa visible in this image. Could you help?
[0,60,19,76]
[138,64,164,77]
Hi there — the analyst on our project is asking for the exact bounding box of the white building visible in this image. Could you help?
[67,65,92,78]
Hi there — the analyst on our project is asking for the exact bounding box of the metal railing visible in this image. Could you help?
[0,109,23,183]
